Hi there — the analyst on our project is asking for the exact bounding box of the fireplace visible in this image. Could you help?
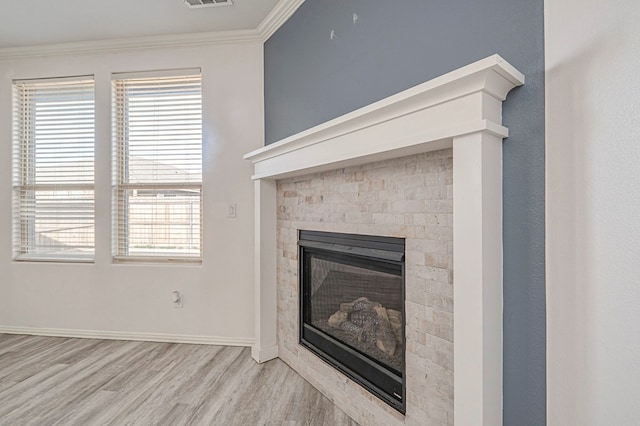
[298,230,405,412]
[246,56,524,424]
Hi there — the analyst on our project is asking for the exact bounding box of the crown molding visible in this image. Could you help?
[257,0,306,41]
[0,29,262,60]
[0,0,303,60]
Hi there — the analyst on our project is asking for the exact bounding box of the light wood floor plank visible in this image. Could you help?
[0,334,357,425]
[0,341,136,422]
[0,380,17,394]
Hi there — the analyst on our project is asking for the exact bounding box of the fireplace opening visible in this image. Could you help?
[299,230,405,413]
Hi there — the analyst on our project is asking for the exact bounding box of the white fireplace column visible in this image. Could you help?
[251,179,278,363]
[452,130,505,425]
[245,55,524,425]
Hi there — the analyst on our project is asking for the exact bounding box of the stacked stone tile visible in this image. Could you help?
[276,149,454,425]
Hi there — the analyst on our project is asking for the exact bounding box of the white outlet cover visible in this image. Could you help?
[228,204,237,218]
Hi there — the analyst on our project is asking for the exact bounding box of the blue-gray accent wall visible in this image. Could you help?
[263,1,545,424]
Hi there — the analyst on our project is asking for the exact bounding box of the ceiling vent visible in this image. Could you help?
[184,0,233,8]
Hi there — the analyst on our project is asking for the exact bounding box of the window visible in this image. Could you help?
[112,70,203,261]
[12,77,95,262]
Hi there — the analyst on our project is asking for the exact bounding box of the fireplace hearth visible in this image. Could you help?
[298,230,405,412]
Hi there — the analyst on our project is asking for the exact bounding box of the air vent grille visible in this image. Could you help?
[184,0,233,8]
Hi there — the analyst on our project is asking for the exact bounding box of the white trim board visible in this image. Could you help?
[244,54,524,425]
[0,30,262,60]
[0,326,254,347]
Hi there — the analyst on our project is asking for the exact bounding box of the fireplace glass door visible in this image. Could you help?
[299,230,405,412]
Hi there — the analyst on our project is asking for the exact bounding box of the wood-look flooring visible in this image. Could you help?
[0,334,358,426]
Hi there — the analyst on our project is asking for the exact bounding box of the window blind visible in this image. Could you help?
[112,71,203,261]
[12,77,95,262]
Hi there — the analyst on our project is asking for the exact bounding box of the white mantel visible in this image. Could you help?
[245,55,524,425]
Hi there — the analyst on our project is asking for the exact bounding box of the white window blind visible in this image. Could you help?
[12,77,95,262]
[112,71,203,261]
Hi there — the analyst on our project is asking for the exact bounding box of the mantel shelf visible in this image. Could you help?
[245,54,523,180]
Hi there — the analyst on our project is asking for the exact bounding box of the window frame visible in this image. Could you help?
[111,69,204,263]
[11,75,96,263]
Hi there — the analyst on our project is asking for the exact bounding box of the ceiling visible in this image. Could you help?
[0,0,281,49]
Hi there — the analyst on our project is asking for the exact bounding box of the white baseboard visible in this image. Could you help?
[0,326,254,347]
[251,344,279,363]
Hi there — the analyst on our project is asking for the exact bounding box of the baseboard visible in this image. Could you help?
[0,326,254,347]
[251,344,279,363]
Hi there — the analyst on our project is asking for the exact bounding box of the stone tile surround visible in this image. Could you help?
[276,149,454,425]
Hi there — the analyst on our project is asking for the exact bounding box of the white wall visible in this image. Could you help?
[0,42,263,343]
[546,1,640,423]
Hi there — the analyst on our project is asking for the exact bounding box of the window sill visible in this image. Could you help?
[13,255,95,264]
[112,256,202,266]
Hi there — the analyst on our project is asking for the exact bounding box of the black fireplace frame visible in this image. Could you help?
[298,230,406,413]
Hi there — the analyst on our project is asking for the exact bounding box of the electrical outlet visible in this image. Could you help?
[172,291,183,308]
[228,203,237,218]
